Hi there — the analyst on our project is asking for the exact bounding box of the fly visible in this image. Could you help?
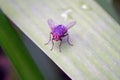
[45,19,76,52]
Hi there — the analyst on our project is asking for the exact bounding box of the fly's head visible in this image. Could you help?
[52,33,61,41]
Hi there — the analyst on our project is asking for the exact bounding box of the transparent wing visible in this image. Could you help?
[47,19,57,31]
[66,21,76,29]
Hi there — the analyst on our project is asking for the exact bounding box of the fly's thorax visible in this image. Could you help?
[53,25,67,36]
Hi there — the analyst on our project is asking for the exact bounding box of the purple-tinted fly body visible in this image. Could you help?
[45,19,76,52]
[52,25,67,41]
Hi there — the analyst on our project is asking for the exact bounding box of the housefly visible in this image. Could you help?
[45,19,76,52]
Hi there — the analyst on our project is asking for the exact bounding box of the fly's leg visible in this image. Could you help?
[66,34,73,46]
[63,33,73,46]
[59,39,62,52]
[45,32,52,45]
[50,38,54,51]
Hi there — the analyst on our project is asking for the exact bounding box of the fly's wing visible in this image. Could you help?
[66,21,76,30]
[47,19,57,31]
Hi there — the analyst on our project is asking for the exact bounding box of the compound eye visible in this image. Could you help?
[53,34,60,41]
[55,35,58,39]
[53,34,57,39]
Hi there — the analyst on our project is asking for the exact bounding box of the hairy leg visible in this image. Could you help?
[45,32,52,45]
[50,38,54,51]
[59,39,62,52]
[62,33,73,46]
[66,34,73,46]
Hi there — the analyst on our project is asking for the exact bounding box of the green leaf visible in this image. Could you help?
[0,0,120,80]
[0,10,44,80]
